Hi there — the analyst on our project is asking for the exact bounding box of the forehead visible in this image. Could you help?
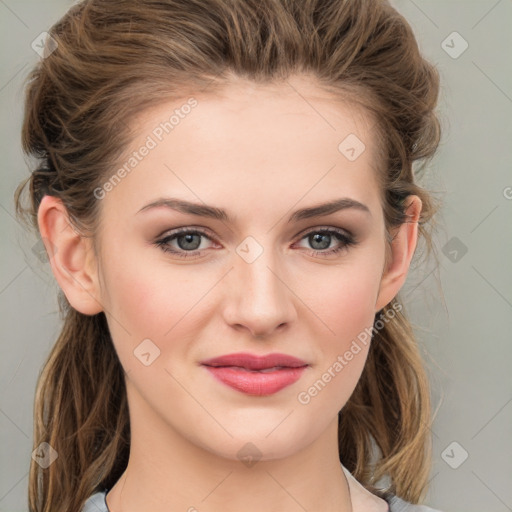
[100,75,383,225]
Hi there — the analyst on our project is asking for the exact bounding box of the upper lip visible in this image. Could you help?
[201,352,309,370]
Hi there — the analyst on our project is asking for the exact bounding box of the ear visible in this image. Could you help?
[37,195,104,315]
[375,195,422,312]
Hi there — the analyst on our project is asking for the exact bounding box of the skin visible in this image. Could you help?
[38,74,421,512]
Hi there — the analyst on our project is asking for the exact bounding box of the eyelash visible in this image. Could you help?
[155,226,357,260]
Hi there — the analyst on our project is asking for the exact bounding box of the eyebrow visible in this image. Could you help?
[136,197,372,222]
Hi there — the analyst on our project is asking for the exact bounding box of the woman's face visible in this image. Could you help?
[89,75,404,462]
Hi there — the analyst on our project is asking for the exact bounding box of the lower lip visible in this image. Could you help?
[202,365,308,396]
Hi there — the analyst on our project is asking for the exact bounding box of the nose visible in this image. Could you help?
[222,243,298,338]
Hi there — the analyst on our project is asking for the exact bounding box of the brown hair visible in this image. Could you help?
[14,1,441,511]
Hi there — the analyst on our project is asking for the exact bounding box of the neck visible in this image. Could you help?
[106,386,353,512]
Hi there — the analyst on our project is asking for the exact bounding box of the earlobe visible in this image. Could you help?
[374,195,422,312]
[37,195,104,315]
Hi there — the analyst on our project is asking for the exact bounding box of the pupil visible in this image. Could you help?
[178,234,200,250]
[311,233,330,250]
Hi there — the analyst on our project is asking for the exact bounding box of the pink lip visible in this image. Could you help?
[200,352,309,396]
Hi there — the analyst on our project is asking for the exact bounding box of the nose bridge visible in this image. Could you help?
[224,234,297,336]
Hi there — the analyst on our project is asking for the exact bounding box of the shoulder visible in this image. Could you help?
[386,494,444,512]
[341,463,444,512]
[81,491,109,512]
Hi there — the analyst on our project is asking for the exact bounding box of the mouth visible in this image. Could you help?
[204,365,304,373]
[200,352,309,396]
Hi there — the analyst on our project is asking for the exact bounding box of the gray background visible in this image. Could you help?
[1,1,511,511]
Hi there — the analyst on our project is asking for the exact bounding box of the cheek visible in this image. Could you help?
[295,256,383,409]
[297,280,377,414]
[303,260,383,343]
[100,247,215,374]
[100,240,199,331]
[106,269,163,334]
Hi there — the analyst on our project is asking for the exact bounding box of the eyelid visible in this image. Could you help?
[296,224,354,239]
[155,225,217,240]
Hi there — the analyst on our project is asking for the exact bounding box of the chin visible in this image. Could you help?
[193,430,305,464]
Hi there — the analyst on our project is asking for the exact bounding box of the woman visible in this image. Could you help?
[15,0,444,511]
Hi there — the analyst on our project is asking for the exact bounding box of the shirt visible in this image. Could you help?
[82,465,443,512]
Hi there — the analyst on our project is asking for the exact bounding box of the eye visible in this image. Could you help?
[154,226,357,259]
[294,227,357,257]
[155,228,217,259]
